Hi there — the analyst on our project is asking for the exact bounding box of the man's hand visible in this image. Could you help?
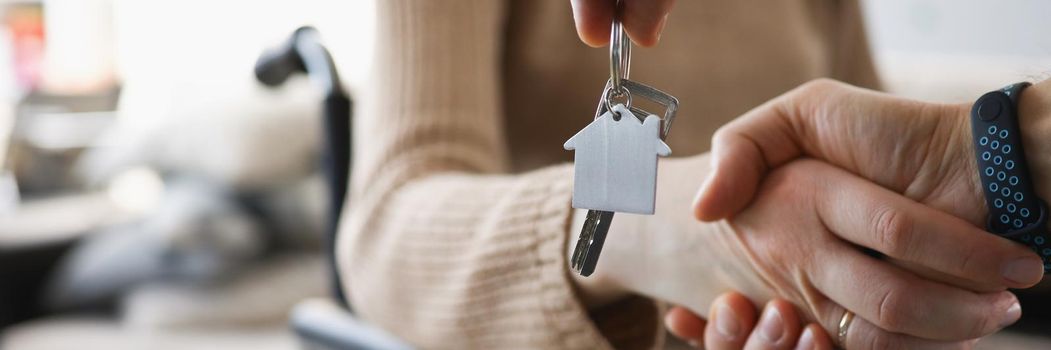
[694,79,1047,290]
[569,0,675,47]
[576,154,1019,349]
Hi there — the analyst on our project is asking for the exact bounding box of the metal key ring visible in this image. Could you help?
[603,81,633,116]
[609,19,631,96]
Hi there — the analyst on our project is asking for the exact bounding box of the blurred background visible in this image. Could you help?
[0,0,1048,349]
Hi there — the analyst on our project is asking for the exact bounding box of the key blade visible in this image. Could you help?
[570,210,615,276]
[570,210,604,271]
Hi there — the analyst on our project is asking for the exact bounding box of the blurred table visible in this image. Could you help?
[0,192,130,248]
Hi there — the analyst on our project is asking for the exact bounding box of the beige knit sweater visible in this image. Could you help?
[336,0,879,348]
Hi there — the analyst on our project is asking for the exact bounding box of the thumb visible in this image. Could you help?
[693,79,857,221]
[693,130,770,221]
[693,95,807,221]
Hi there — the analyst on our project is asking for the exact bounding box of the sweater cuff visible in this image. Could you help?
[531,164,663,349]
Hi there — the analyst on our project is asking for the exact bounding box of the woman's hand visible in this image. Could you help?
[694,79,1048,290]
[665,293,834,350]
[581,155,1023,349]
[569,0,675,47]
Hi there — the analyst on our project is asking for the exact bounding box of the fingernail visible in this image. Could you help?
[697,173,717,199]
[687,340,700,348]
[758,306,785,344]
[715,304,740,340]
[692,173,719,220]
[663,312,676,328]
[1002,257,1044,285]
[654,14,669,43]
[1000,301,1022,328]
[794,327,816,350]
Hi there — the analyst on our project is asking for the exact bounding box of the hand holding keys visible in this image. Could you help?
[564,18,679,276]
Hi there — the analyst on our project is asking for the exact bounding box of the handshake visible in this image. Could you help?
[571,79,1051,350]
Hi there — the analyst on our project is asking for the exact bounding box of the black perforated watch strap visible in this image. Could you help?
[971,82,1051,272]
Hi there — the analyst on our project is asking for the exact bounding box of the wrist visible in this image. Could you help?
[950,81,1051,224]
[936,102,989,224]
[1018,80,1051,204]
[566,155,718,310]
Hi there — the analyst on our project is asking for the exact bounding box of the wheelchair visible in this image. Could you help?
[256,27,412,350]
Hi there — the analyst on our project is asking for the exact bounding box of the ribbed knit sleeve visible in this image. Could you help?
[335,0,659,348]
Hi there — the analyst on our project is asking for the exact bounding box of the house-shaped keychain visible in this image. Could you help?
[564,104,672,214]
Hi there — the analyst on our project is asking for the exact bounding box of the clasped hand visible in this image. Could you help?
[579,79,1049,350]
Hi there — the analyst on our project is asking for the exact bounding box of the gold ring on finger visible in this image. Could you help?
[837,310,855,348]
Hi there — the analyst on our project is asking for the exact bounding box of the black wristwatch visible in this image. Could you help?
[971,82,1051,273]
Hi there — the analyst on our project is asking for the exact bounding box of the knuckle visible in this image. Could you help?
[874,287,909,333]
[872,206,914,258]
[796,78,841,96]
[966,310,995,339]
[953,244,982,279]
[711,124,731,142]
[709,126,735,151]
[966,293,1013,338]
[782,79,849,121]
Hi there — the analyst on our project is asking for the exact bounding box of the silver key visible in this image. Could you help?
[567,82,678,276]
[571,210,614,276]
[565,19,679,276]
